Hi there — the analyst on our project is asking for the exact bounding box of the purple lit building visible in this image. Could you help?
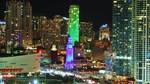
[65,37,74,70]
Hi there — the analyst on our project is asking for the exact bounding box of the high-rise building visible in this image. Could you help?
[132,0,150,83]
[32,15,68,50]
[5,0,32,52]
[112,0,132,76]
[32,16,42,46]
[80,22,94,56]
[52,15,67,49]
[22,1,32,48]
[69,5,79,45]
[80,22,94,41]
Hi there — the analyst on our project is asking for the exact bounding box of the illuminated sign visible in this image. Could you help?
[1,74,16,78]
[0,54,40,73]
[0,68,23,73]
[0,21,6,24]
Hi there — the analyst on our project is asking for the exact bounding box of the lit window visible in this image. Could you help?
[138,28,142,32]
[113,1,117,3]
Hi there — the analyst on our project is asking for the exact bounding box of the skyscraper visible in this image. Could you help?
[32,15,68,50]
[32,16,42,46]
[22,0,32,48]
[112,0,132,76]
[80,22,94,56]
[5,0,32,53]
[68,5,79,45]
[132,0,150,83]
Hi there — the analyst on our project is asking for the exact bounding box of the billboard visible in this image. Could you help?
[0,54,40,73]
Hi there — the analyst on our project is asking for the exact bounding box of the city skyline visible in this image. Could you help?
[0,0,137,84]
[33,0,112,29]
[0,0,112,30]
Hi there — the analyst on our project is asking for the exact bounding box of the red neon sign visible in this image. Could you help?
[0,68,23,72]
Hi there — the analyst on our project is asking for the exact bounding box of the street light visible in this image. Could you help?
[32,79,39,84]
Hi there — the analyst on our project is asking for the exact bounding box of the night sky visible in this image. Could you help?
[33,0,112,30]
[0,0,5,20]
[0,0,112,30]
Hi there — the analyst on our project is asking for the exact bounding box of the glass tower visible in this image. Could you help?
[112,0,132,76]
[132,0,150,83]
[68,5,79,45]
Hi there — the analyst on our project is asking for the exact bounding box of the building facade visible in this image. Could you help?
[112,0,132,76]
[80,22,94,57]
[32,15,68,50]
[132,0,150,83]
[5,0,32,53]
[0,54,40,73]
[22,1,32,48]
[32,16,42,47]
[69,5,79,45]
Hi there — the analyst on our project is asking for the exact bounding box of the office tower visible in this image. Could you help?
[5,0,32,52]
[80,22,94,42]
[68,5,79,45]
[32,15,68,50]
[52,15,67,49]
[80,22,94,56]
[22,0,32,48]
[132,0,150,83]
[112,0,132,76]
[32,16,42,47]
[41,16,54,49]
[32,16,51,48]
[33,16,53,48]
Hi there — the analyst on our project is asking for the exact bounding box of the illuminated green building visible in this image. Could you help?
[68,5,79,45]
